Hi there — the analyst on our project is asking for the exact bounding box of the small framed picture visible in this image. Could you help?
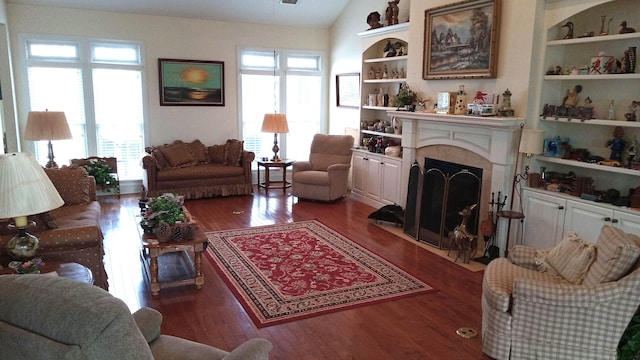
[158,58,225,106]
[336,73,360,108]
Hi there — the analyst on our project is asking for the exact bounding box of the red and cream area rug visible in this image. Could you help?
[205,220,435,327]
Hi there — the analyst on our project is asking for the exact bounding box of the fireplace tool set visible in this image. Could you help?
[474,192,506,264]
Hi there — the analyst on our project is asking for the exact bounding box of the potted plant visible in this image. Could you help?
[82,159,119,194]
[145,193,193,242]
[394,83,417,108]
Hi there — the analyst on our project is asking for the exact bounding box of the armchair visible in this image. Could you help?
[292,134,354,201]
[0,275,272,359]
[482,226,640,359]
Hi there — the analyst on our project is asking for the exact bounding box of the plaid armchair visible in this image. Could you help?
[482,226,640,359]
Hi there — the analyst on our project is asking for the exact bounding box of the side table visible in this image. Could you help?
[257,159,295,193]
[0,262,93,284]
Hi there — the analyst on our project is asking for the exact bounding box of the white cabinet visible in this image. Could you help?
[351,149,402,208]
[522,188,640,247]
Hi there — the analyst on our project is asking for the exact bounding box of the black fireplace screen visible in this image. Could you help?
[404,158,482,249]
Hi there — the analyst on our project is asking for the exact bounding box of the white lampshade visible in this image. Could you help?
[519,129,545,156]
[0,152,64,220]
[24,111,72,141]
[261,113,289,134]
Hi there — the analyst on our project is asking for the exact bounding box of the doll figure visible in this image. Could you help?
[607,126,625,161]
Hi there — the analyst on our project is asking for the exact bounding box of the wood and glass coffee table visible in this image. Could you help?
[139,224,207,296]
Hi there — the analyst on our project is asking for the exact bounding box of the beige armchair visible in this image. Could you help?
[292,134,354,201]
[0,275,272,359]
[482,225,640,359]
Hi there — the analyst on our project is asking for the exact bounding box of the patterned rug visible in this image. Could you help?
[205,220,435,327]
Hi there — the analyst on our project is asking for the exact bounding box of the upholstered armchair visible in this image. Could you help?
[482,226,640,359]
[0,275,273,359]
[292,134,354,201]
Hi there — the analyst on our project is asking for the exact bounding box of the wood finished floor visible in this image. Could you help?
[98,190,490,359]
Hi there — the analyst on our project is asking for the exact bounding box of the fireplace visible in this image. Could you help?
[404,158,482,249]
[389,111,523,257]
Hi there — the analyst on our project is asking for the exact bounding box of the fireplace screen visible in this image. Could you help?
[404,158,482,249]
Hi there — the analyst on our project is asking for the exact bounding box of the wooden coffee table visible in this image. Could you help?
[139,224,207,296]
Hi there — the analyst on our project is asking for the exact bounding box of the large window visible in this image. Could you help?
[239,49,323,163]
[23,38,145,180]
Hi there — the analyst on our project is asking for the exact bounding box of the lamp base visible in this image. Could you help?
[7,228,39,259]
[271,133,281,162]
[45,140,58,168]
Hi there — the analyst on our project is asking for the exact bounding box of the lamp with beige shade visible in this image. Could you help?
[24,110,72,169]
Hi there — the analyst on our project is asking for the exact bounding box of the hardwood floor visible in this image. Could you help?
[98,190,490,359]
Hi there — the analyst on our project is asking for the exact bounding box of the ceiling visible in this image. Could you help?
[6,0,351,28]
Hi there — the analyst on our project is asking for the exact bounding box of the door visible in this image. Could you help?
[614,211,640,237]
[522,190,566,248]
[564,200,612,243]
[380,157,401,205]
[365,155,382,200]
[352,152,368,195]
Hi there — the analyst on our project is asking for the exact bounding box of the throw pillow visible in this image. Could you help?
[208,145,226,164]
[160,141,197,168]
[224,139,244,166]
[535,232,596,284]
[583,225,640,286]
[187,139,208,164]
[44,167,91,205]
[145,146,168,169]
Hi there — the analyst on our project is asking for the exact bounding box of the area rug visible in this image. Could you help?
[205,220,435,327]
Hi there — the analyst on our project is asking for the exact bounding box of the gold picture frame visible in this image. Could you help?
[158,58,225,106]
[422,0,500,80]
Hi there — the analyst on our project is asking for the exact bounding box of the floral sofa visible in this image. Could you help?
[142,139,255,199]
[0,166,108,290]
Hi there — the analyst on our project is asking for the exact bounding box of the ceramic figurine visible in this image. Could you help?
[563,85,582,107]
[366,11,382,30]
[607,126,625,161]
[619,21,636,34]
[385,0,400,26]
[562,21,574,39]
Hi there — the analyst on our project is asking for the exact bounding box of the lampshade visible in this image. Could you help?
[261,113,289,134]
[0,152,64,219]
[519,129,545,155]
[24,111,72,141]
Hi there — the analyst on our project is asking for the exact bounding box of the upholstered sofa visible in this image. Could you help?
[0,166,108,290]
[0,275,273,359]
[142,139,255,199]
[482,226,640,359]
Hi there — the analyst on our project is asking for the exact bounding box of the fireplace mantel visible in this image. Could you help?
[388,110,527,257]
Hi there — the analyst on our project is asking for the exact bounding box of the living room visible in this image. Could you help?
[1,0,640,359]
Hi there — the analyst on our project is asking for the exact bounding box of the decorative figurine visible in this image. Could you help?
[561,21,574,39]
[619,21,636,34]
[498,88,514,117]
[625,100,640,121]
[385,0,400,26]
[607,126,625,161]
[454,85,467,115]
[608,99,616,120]
[366,11,382,30]
[563,85,582,107]
[599,15,613,36]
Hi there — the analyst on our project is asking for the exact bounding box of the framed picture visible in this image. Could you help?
[336,73,360,108]
[158,58,225,106]
[422,0,500,80]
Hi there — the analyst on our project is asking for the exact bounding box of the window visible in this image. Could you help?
[239,49,323,163]
[23,37,145,180]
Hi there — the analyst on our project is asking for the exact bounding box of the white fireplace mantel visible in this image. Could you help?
[388,110,526,256]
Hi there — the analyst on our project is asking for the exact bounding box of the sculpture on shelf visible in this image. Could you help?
[366,11,382,30]
[385,0,400,26]
[606,126,625,161]
[619,21,636,34]
[561,21,574,39]
[448,204,478,264]
[563,85,582,107]
[625,100,640,121]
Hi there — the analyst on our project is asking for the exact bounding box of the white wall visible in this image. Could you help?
[6,4,330,148]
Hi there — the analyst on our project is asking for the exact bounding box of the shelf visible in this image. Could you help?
[363,78,406,83]
[352,147,402,160]
[364,55,408,63]
[544,73,640,81]
[540,117,640,127]
[363,105,398,111]
[357,22,410,38]
[361,129,402,139]
[536,156,640,176]
[547,32,640,46]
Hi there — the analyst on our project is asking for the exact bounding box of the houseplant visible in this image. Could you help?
[394,83,417,108]
[82,158,119,194]
[145,193,193,242]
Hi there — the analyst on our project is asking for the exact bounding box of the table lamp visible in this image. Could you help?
[261,113,289,161]
[0,152,64,258]
[24,110,72,168]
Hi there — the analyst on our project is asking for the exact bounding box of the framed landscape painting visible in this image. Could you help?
[423,0,500,80]
[158,59,225,106]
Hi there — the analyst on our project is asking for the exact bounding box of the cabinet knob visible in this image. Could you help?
[558,206,564,210]
[381,162,384,165]
[604,217,611,222]
[612,218,619,224]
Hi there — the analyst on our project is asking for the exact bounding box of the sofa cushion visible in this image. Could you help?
[155,164,245,181]
[208,145,226,164]
[583,226,640,286]
[186,140,208,164]
[45,167,91,205]
[160,142,196,168]
[535,232,596,284]
[224,139,244,166]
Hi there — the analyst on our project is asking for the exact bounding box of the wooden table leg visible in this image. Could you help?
[194,247,204,289]
[149,250,160,296]
[265,166,270,193]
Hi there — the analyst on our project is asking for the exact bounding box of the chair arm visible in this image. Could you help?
[132,307,162,344]
[292,161,313,173]
[222,338,273,360]
[141,155,158,191]
[327,163,351,174]
[508,245,543,270]
[241,151,255,182]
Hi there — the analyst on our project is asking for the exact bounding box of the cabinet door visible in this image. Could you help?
[522,190,566,248]
[564,200,612,243]
[380,157,401,205]
[365,155,382,200]
[614,211,640,238]
[352,152,368,195]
